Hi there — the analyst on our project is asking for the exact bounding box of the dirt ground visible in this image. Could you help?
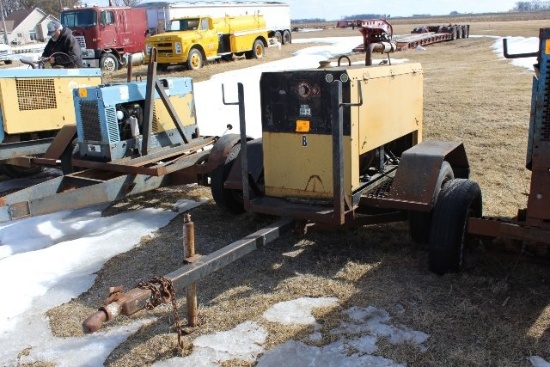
[8,13,550,367]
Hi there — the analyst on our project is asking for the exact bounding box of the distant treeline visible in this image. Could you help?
[294,2,550,23]
[514,1,550,11]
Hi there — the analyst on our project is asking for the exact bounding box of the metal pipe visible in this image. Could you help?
[127,54,133,82]
[184,213,198,327]
[331,80,345,225]
[142,47,158,155]
[365,42,395,66]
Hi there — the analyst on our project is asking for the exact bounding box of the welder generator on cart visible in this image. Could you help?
[213,61,482,275]
[0,68,102,178]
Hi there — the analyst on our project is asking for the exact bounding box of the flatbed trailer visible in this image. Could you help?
[352,21,469,53]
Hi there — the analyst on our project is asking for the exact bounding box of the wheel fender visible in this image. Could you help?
[224,138,263,190]
[390,141,470,211]
[202,133,241,173]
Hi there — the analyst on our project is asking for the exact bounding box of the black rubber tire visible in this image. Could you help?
[245,40,264,59]
[100,53,119,72]
[428,179,482,275]
[157,64,169,72]
[210,144,245,213]
[187,48,203,70]
[409,161,454,245]
[282,30,291,45]
[4,59,12,65]
[0,163,42,178]
[273,31,282,44]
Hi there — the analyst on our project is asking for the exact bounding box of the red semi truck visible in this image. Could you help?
[60,5,148,71]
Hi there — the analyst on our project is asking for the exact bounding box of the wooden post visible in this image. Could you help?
[184,213,198,326]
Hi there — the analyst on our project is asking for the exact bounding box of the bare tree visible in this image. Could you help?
[109,0,143,6]
[514,0,550,10]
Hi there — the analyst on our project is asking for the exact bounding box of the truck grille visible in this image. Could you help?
[75,36,86,49]
[16,79,57,110]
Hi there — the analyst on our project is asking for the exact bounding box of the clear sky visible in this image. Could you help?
[92,0,521,20]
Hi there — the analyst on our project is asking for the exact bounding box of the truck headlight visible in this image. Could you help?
[145,44,152,55]
[175,42,182,54]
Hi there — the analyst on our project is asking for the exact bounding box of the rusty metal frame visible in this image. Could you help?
[82,216,294,333]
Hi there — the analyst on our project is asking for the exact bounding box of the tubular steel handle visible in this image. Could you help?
[340,82,363,108]
[502,38,538,59]
[221,84,239,105]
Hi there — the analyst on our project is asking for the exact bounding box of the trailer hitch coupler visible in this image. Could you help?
[82,309,110,334]
[82,301,123,333]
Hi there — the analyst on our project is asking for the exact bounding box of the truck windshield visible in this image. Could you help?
[169,18,200,31]
[61,9,97,28]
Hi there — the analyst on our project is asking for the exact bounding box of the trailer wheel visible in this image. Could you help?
[210,144,245,213]
[4,59,12,65]
[100,53,119,72]
[409,161,454,245]
[245,40,265,59]
[282,30,291,45]
[428,179,482,275]
[187,48,203,70]
[0,164,42,178]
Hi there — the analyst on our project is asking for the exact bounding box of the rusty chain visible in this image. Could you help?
[138,276,184,349]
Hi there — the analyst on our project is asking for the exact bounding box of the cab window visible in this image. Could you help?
[101,11,115,25]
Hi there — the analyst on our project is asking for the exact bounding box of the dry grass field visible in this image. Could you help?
[12,12,550,367]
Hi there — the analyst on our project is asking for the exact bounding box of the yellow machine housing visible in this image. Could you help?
[0,69,102,137]
[259,63,423,200]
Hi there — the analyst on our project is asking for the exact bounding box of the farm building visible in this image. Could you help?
[0,7,57,45]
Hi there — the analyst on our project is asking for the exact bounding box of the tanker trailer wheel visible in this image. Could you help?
[0,163,42,178]
[210,144,245,213]
[282,30,291,45]
[428,179,482,275]
[273,31,282,44]
[187,48,204,70]
[408,161,454,245]
[245,40,265,59]
[100,53,119,72]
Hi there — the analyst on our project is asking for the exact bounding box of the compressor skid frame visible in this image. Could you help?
[0,55,240,222]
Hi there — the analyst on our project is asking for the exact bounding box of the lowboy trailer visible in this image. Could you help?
[352,20,470,53]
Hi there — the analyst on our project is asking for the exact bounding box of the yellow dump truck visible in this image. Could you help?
[144,15,269,70]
